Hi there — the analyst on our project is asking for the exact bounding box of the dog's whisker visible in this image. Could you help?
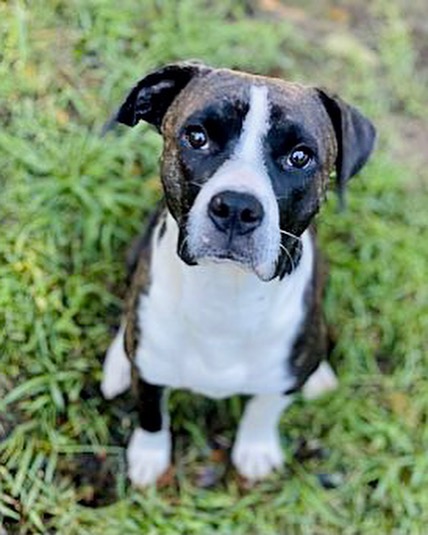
[178,234,190,257]
[188,180,203,189]
[279,228,301,242]
[279,243,296,272]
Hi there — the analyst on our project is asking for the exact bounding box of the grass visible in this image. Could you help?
[0,0,427,533]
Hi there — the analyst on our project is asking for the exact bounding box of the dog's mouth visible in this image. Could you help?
[178,230,277,281]
[198,251,275,282]
[197,248,252,269]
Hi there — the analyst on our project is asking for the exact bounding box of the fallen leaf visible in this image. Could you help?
[328,7,350,24]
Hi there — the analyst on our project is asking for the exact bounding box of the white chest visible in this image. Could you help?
[135,217,314,399]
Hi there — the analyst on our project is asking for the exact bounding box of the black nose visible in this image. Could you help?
[208,191,264,235]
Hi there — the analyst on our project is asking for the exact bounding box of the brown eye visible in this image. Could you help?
[184,125,209,150]
[286,147,313,169]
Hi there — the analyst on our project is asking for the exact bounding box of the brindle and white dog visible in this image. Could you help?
[101,62,376,487]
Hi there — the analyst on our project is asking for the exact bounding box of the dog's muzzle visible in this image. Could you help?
[183,187,280,281]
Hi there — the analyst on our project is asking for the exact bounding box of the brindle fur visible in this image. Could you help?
[286,227,328,393]
[122,207,165,396]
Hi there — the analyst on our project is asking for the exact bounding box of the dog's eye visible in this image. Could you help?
[285,147,313,169]
[184,125,209,150]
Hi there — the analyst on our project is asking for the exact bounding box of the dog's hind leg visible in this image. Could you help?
[101,323,131,399]
[302,361,338,400]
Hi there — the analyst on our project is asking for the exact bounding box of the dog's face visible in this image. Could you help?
[114,62,376,280]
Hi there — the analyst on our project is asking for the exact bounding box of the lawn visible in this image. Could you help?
[1,1,427,533]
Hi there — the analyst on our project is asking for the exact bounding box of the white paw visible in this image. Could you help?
[101,325,131,399]
[302,361,338,401]
[127,428,171,487]
[232,433,284,481]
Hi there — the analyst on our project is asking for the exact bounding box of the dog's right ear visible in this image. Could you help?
[113,62,212,131]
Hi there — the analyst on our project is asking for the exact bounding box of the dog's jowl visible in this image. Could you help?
[101,62,376,486]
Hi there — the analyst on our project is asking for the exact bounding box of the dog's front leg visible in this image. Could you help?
[127,379,171,487]
[232,394,293,481]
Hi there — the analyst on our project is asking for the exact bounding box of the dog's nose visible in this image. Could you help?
[208,191,264,235]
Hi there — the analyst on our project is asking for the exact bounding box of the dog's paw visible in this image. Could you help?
[127,428,171,487]
[302,361,338,401]
[101,326,131,399]
[232,432,284,481]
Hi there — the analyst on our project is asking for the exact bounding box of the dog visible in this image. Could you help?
[101,62,376,487]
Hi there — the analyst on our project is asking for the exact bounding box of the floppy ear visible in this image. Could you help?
[114,61,212,131]
[316,89,376,208]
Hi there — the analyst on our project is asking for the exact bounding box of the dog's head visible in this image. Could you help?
[114,62,376,281]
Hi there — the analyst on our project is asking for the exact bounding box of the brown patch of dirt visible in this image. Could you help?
[387,115,428,181]
[56,452,123,507]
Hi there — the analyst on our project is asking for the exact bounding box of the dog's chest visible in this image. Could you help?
[134,217,314,399]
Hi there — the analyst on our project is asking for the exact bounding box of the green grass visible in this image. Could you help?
[1,0,427,533]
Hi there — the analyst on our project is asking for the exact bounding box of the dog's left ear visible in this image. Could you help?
[316,89,376,208]
[114,61,212,131]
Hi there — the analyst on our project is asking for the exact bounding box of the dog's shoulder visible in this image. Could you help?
[123,203,167,359]
[125,202,167,281]
[286,226,329,393]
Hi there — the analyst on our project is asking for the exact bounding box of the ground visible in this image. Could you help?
[0,1,427,533]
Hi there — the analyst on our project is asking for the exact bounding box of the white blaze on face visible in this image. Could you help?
[235,85,269,167]
[187,84,281,281]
